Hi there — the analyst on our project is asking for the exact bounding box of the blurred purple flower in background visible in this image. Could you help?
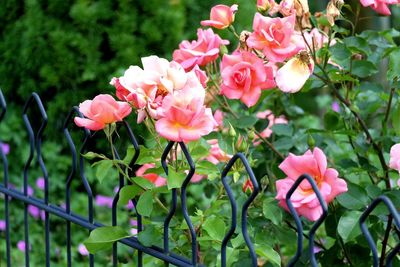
[332,101,340,113]
[0,220,6,231]
[17,241,30,252]
[95,195,113,208]
[28,205,45,221]
[36,177,45,190]
[78,243,89,256]
[1,143,10,155]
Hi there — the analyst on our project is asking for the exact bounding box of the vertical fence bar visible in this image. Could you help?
[285,174,328,267]
[360,195,400,267]
[220,153,260,267]
[63,107,89,267]
[161,141,177,266]
[0,90,11,267]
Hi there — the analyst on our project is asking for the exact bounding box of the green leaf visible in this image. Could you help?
[255,244,281,267]
[351,60,378,78]
[196,160,219,176]
[136,191,153,217]
[133,177,155,190]
[337,211,362,243]
[136,145,155,165]
[202,216,226,241]
[329,42,351,68]
[230,115,258,129]
[324,111,340,131]
[336,182,370,210]
[271,124,293,136]
[387,47,400,81]
[95,160,114,183]
[83,226,131,254]
[137,224,161,247]
[119,185,143,206]
[392,101,400,135]
[344,36,371,55]
[164,168,186,189]
[263,198,283,225]
[123,145,137,165]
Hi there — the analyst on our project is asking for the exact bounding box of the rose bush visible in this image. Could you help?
[73,0,400,266]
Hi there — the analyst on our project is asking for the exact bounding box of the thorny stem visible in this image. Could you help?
[314,63,390,187]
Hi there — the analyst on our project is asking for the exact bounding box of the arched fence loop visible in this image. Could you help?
[220,153,260,267]
[0,91,399,266]
[360,195,400,267]
[285,173,328,267]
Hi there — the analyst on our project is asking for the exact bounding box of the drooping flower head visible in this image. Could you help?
[173,28,229,71]
[275,147,348,221]
[201,4,238,29]
[74,94,132,131]
[276,51,314,93]
[247,13,304,62]
[220,50,276,107]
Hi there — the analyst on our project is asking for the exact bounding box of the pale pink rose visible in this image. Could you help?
[303,28,335,51]
[201,4,238,29]
[78,244,89,256]
[276,52,314,93]
[247,13,304,62]
[206,139,232,164]
[213,109,225,130]
[220,51,276,107]
[253,110,288,145]
[279,0,295,16]
[360,0,399,15]
[389,144,400,173]
[191,65,208,88]
[173,28,229,71]
[74,94,132,131]
[275,147,348,221]
[135,163,166,187]
[155,85,217,142]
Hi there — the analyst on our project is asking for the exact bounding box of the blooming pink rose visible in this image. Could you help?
[74,94,131,131]
[253,110,288,145]
[247,13,304,62]
[173,28,229,71]
[389,144,400,173]
[276,147,348,221]
[220,51,276,107]
[201,4,238,29]
[136,163,167,187]
[276,52,314,93]
[155,82,216,142]
[360,0,399,15]
[206,139,232,164]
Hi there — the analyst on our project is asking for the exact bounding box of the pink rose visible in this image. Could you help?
[201,4,238,29]
[253,110,288,145]
[191,65,208,88]
[155,84,216,142]
[276,52,314,93]
[220,51,276,107]
[206,139,232,164]
[213,109,225,130]
[276,147,348,221]
[173,28,229,71]
[389,144,400,173]
[136,163,167,187]
[74,94,132,131]
[247,13,304,62]
[303,28,335,51]
[360,0,399,15]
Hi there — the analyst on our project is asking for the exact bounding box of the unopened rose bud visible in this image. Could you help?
[257,0,274,12]
[242,178,254,194]
[228,123,236,137]
[248,130,256,140]
[235,135,247,152]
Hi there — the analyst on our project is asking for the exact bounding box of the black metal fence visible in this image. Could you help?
[0,91,399,267]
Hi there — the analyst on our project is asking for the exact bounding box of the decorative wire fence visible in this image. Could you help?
[0,91,399,267]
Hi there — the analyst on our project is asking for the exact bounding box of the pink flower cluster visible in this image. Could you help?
[276,147,348,221]
[360,0,399,15]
